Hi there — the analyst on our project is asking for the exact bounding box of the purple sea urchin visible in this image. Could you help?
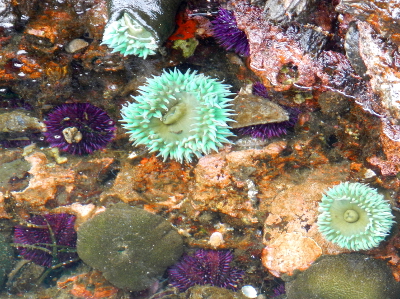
[168,249,244,292]
[13,213,78,268]
[317,182,395,251]
[44,103,116,155]
[120,68,235,163]
[211,8,250,56]
[237,107,299,139]
[252,82,269,99]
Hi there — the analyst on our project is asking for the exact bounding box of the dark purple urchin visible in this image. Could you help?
[211,8,250,56]
[168,249,244,292]
[43,103,116,155]
[13,213,78,268]
[238,107,300,139]
[253,82,269,99]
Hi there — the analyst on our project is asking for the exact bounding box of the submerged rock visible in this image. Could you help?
[231,84,289,128]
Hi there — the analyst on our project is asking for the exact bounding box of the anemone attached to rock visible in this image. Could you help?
[102,0,183,58]
[44,103,116,155]
[211,7,250,56]
[77,203,183,292]
[317,182,395,251]
[168,249,244,292]
[102,13,158,58]
[120,68,235,163]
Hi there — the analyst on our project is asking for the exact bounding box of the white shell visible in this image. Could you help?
[241,285,258,298]
[208,231,224,248]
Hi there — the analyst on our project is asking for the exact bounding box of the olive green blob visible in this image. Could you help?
[106,0,183,46]
[0,234,14,289]
[77,204,183,291]
[286,253,400,299]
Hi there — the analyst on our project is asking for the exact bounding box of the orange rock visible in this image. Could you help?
[0,150,114,216]
[57,270,119,299]
[262,232,322,276]
[12,151,75,209]
[23,9,84,54]
[259,163,351,277]
[100,155,190,210]
[191,142,287,223]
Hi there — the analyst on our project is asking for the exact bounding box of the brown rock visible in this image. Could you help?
[100,156,191,209]
[231,85,289,128]
[259,162,351,277]
[191,142,287,223]
[0,150,115,215]
[262,232,322,276]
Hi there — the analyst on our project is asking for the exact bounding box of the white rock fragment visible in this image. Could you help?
[241,285,258,298]
[208,231,224,248]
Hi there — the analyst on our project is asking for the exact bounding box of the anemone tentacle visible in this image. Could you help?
[120,68,235,163]
[317,182,395,251]
[102,12,158,58]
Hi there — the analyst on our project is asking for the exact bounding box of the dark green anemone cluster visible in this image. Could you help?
[77,203,183,292]
[286,253,400,299]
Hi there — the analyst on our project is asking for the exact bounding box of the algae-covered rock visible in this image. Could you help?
[0,234,14,289]
[77,203,183,291]
[286,253,400,299]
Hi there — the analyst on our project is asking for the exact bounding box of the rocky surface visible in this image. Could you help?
[1,0,400,298]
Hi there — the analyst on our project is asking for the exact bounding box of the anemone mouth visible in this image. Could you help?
[102,12,157,58]
[120,68,235,163]
[317,182,394,250]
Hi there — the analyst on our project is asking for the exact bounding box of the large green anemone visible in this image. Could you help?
[120,68,235,163]
[317,182,395,251]
[102,12,158,58]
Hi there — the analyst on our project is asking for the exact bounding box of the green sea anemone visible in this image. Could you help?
[317,182,394,251]
[102,12,157,58]
[103,0,183,58]
[120,68,235,163]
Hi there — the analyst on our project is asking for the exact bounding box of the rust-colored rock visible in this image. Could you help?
[337,0,400,46]
[23,9,84,54]
[191,142,287,223]
[100,156,191,210]
[0,150,114,216]
[259,162,351,277]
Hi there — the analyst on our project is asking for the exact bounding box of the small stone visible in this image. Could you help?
[241,285,258,298]
[65,39,89,53]
[0,111,44,133]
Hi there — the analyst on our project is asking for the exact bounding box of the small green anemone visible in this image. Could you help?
[317,182,395,251]
[120,68,235,163]
[102,12,157,58]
